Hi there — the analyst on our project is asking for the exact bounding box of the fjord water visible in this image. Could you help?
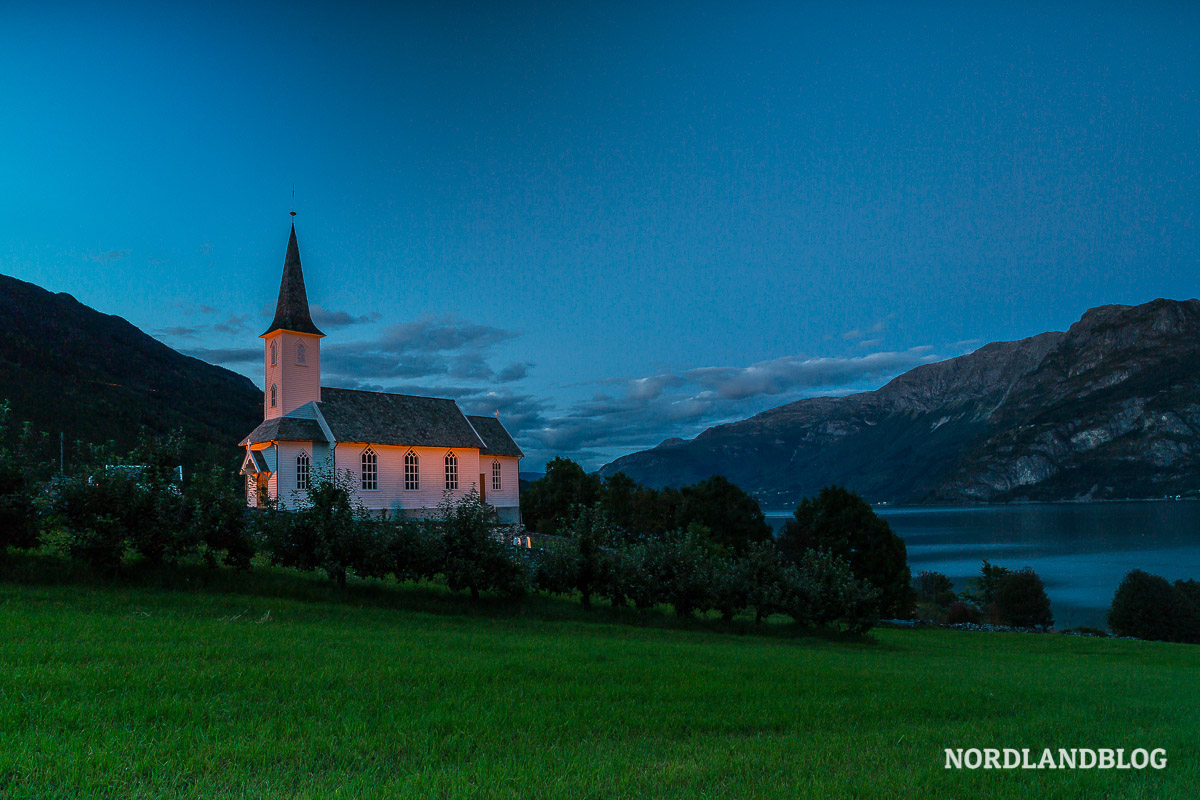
[766,502,1200,630]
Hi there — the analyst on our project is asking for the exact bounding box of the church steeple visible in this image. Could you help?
[262,224,324,337]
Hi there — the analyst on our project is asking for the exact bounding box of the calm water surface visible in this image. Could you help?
[765,502,1200,630]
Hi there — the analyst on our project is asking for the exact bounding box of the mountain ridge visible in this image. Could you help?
[600,298,1200,504]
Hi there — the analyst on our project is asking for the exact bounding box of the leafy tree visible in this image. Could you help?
[521,457,601,535]
[991,567,1053,629]
[778,486,913,618]
[783,549,880,634]
[1108,570,1199,643]
[641,530,719,618]
[597,472,639,534]
[676,475,771,555]
[535,506,618,608]
[184,467,255,570]
[736,542,794,623]
[962,560,1011,608]
[914,570,957,608]
[433,489,527,600]
[0,403,40,553]
[264,467,372,589]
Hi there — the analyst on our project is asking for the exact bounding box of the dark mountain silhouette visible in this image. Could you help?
[0,273,260,468]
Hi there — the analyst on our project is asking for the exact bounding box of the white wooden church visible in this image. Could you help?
[240,224,523,523]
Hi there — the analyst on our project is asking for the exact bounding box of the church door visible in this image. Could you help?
[479,474,487,502]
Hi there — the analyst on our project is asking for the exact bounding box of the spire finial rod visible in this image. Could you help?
[290,184,296,220]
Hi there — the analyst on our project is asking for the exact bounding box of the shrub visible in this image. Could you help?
[945,601,983,625]
[778,486,913,618]
[914,570,957,608]
[991,567,1054,629]
[1108,570,1200,643]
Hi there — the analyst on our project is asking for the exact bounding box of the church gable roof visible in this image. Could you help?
[317,387,485,449]
[239,415,328,446]
[466,415,524,457]
[262,224,324,337]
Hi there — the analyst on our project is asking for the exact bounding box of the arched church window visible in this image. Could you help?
[444,451,458,491]
[296,451,310,491]
[492,460,502,491]
[270,341,277,366]
[297,343,307,365]
[361,448,378,491]
[404,450,420,491]
[270,384,277,407]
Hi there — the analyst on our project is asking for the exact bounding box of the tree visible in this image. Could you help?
[961,560,1011,608]
[1108,570,1199,643]
[641,529,720,618]
[676,475,771,555]
[783,549,879,634]
[778,486,913,618]
[535,506,618,609]
[736,542,795,623]
[0,403,40,554]
[264,467,372,589]
[914,570,957,608]
[184,467,255,570]
[991,567,1053,629]
[520,458,601,535]
[433,489,527,600]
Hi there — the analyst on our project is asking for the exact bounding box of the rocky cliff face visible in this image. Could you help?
[599,299,1200,504]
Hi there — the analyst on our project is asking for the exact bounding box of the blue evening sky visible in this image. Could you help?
[2,2,1197,470]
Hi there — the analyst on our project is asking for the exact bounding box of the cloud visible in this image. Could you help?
[841,318,889,341]
[85,249,130,264]
[518,347,941,468]
[179,346,260,364]
[309,305,382,328]
[319,317,526,386]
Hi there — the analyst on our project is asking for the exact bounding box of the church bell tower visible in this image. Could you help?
[261,223,324,419]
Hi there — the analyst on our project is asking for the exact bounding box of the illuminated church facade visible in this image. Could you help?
[239,224,523,523]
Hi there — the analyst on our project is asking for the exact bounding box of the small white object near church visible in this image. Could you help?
[239,224,523,523]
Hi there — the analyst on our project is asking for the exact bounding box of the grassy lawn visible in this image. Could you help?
[0,560,1196,799]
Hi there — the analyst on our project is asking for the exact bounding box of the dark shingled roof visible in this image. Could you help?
[239,415,328,446]
[262,224,324,337]
[317,387,485,449]
[466,415,524,457]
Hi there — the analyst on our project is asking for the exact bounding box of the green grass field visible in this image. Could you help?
[1,559,1196,799]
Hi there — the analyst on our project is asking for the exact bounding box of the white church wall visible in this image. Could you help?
[334,442,483,513]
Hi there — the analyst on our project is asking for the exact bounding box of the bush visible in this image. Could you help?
[1108,570,1200,643]
[945,601,983,625]
[991,567,1054,629]
[914,570,957,608]
[778,486,913,618]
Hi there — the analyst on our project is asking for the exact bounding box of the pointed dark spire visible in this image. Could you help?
[262,224,324,337]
